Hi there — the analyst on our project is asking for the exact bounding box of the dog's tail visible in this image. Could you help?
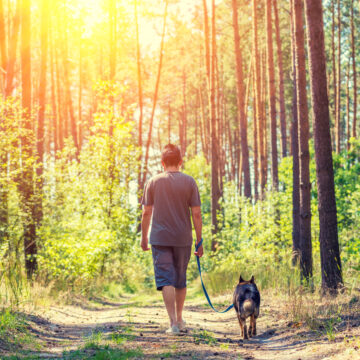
[243,299,255,316]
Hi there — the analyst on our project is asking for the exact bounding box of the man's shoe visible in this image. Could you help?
[165,325,180,335]
[178,320,186,332]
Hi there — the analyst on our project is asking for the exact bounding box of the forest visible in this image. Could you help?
[0,0,359,359]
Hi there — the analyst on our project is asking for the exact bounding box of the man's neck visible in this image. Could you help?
[164,166,180,172]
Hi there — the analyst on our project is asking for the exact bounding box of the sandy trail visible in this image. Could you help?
[15,293,359,360]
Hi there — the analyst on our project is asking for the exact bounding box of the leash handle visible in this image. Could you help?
[195,238,203,251]
[195,238,234,314]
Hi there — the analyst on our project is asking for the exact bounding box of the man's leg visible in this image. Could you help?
[175,287,186,323]
[162,285,177,327]
[173,246,191,328]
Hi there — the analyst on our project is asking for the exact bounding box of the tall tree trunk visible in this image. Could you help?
[36,0,49,228]
[331,0,337,146]
[62,29,79,156]
[78,38,83,148]
[108,0,116,219]
[265,0,278,191]
[293,0,312,281]
[260,50,268,189]
[0,0,8,240]
[252,68,258,200]
[181,69,187,156]
[210,0,221,249]
[135,0,144,201]
[202,0,211,163]
[141,0,168,186]
[55,38,64,150]
[231,0,251,199]
[335,0,341,153]
[273,0,287,158]
[50,21,58,154]
[350,0,357,138]
[252,0,265,198]
[202,0,211,90]
[5,0,20,97]
[21,0,37,278]
[0,0,7,89]
[346,62,350,150]
[304,0,343,292]
[290,0,300,265]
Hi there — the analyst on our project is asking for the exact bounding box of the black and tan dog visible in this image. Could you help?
[233,275,260,339]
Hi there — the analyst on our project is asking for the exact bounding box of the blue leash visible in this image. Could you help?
[195,238,234,313]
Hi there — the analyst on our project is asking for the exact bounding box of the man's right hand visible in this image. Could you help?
[194,242,203,257]
[141,237,150,251]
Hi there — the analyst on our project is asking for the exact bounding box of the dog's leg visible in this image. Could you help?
[248,315,253,338]
[237,314,244,338]
[249,314,256,337]
[243,318,248,340]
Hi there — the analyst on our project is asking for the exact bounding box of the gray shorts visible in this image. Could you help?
[151,245,192,291]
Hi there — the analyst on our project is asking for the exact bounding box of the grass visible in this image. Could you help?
[65,326,143,360]
[0,310,36,350]
[63,346,143,360]
[192,329,217,345]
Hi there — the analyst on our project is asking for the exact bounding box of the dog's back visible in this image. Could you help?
[233,282,260,318]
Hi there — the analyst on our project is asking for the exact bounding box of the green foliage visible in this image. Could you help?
[36,85,139,290]
[333,138,360,274]
[186,146,360,296]
[0,310,34,349]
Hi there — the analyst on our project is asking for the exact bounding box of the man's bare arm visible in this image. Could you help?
[191,206,203,257]
[141,205,153,251]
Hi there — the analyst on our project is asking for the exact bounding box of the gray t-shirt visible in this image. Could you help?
[141,171,201,247]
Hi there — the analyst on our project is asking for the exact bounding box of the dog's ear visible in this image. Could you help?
[239,275,244,283]
[250,275,255,283]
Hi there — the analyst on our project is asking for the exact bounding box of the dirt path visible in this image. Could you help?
[4,294,360,359]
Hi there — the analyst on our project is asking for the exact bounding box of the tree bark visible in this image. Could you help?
[0,0,8,239]
[78,37,83,148]
[202,0,210,91]
[108,0,116,219]
[350,0,357,138]
[290,0,300,265]
[21,0,37,278]
[293,0,312,282]
[265,0,278,191]
[335,0,341,153]
[231,0,251,199]
[141,0,168,186]
[252,68,258,200]
[49,18,58,153]
[0,0,7,89]
[331,0,337,147]
[252,0,265,198]
[5,0,20,97]
[62,29,79,156]
[135,0,144,199]
[210,0,221,249]
[304,0,343,292]
[346,62,350,150]
[55,35,64,150]
[35,0,49,228]
[273,0,287,158]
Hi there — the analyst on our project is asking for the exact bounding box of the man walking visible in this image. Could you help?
[141,144,203,334]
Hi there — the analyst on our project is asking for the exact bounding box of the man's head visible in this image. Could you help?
[161,144,182,169]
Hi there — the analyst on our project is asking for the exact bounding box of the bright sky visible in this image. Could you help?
[75,0,221,54]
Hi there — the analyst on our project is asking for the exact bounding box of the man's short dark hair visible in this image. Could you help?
[161,144,182,167]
